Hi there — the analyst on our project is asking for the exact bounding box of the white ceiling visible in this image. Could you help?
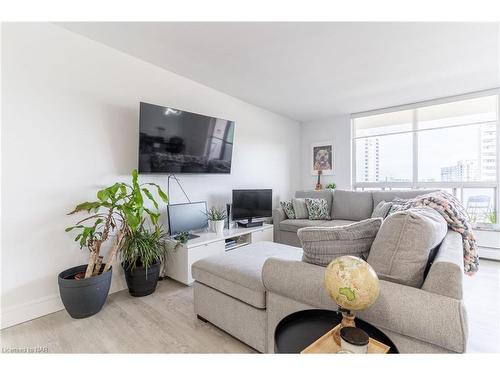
[59,22,500,122]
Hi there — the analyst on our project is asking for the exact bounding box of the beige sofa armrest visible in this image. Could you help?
[422,230,464,299]
[262,257,468,352]
[272,208,286,243]
[263,257,333,307]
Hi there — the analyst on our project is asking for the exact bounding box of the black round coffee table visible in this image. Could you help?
[274,309,399,353]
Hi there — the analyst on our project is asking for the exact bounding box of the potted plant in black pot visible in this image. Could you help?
[61,170,168,318]
[121,223,167,297]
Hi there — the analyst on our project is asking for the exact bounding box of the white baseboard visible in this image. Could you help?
[1,294,64,329]
[1,271,128,330]
[479,247,500,261]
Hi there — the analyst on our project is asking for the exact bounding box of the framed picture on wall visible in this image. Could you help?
[311,141,334,175]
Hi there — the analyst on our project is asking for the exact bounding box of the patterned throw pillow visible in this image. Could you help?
[305,198,330,220]
[388,198,409,215]
[371,200,393,219]
[280,200,296,219]
[292,198,309,219]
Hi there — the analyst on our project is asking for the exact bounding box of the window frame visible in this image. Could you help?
[351,89,500,221]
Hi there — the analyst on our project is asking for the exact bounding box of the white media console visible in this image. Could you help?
[165,223,274,285]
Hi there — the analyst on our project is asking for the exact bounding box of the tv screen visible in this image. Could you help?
[232,189,272,220]
[139,102,235,174]
[167,201,208,235]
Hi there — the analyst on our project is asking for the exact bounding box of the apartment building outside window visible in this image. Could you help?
[352,92,500,226]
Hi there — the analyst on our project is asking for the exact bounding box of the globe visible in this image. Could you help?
[324,255,380,311]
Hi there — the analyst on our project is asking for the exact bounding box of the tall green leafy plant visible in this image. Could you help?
[65,170,168,279]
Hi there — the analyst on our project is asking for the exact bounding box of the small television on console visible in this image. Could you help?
[232,189,272,228]
[167,201,208,239]
[139,102,235,174]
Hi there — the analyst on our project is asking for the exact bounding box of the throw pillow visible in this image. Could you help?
[295,190,333,216]
[367,207,448,288]
[387,197,409,215]
[292,198,309,219]
[371,200,393,219]
[298,218,383,267]
[305,198,330,220]
[280,200,296,219]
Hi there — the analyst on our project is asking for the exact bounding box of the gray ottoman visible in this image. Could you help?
[192,241,302,352]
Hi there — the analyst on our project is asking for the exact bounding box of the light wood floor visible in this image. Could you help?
[1,260,499,353]
[0,280,255,353]
[463,258,500,353]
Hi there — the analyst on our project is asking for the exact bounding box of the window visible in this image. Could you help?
[352,93,500,225]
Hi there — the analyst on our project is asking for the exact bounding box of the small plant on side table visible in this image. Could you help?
[207,207,228,234]
[326,182,336,190]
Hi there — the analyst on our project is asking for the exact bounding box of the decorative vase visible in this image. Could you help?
[210,219,225,234]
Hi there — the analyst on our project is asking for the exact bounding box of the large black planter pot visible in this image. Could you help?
[123,262,160,297]
[58,264,112,319]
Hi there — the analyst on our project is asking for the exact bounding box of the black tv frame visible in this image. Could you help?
[138,102,235,175]
[232,189,272,227]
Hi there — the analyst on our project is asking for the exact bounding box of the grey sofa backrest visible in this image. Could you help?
[331,189,374,221]
[372,189,438,207]
[292,189,440,222]
[295,189,334,215]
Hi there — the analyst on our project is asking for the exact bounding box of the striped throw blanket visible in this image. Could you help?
[396,191,479,275]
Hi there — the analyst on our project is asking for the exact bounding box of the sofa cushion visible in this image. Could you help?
[372,189,438,207]
[367,207,448,288]
[305,198,330,220]
[280,200,295,219]
[295,189,334,214]
[371,200,393,219]
[323,219,358,227]
[292,198,309,219]
[279,219,332,232]
[279,218,356,233]
[191,241,302,308]
[298,218,383,266]
[332,190,373,221]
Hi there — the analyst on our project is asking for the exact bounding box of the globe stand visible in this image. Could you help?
[332,308,356,345]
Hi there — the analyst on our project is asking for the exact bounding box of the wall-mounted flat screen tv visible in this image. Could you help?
[139,102,235,174]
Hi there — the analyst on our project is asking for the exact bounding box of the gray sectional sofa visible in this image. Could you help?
[192,189,468,354]
[273,188,438,247]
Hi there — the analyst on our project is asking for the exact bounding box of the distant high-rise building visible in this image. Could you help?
[441,160,479,182]
[440,123,496,182]
[479,122,496,180]
[362,138,379,182]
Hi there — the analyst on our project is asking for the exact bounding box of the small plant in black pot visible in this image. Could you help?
[121,225,167,297]
[61,170,168,318]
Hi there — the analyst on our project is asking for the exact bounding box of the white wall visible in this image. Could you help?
[300,114,352,190]
[1,23,300,328]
